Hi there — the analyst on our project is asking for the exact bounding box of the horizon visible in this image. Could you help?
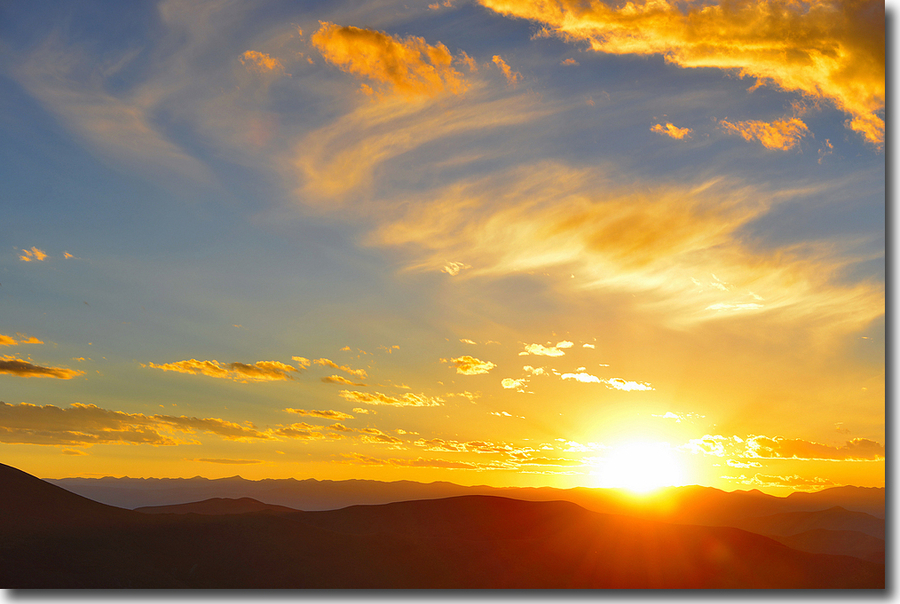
[0,0,885,499]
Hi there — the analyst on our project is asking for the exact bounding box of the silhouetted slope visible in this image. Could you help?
[3,465,884,588]
[769,529,885,564]
[786,486,885,519]
[135,497,298,515]
[732,506,885,539]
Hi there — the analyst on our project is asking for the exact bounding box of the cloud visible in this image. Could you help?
[745,435,884,461]
[284,408,354,420]
[443,355,496,375]
[311,22,466,98]
[479,0,885,145]
[560,372,653,391]
[191,458,263,465]
[560,58,579,66]
[240,50,287,75]
[331,424,404,445]
[313,358,367,379]
[685,433,885,461]
[340,453,508,470]
[271,423,327,440]
[651,123,692,140]
[519,343,567,357]
[0,333,43,347]
[145,358,302,382]
[492,55,521,86]
[19,247,48,262]
[719,117,809,150]
[732,473,838,491]
[0,403,272,445]
[61,449,87,456]
[321,375,367,386]
[501,377,527,391]
[338,390,444,407]
[522,366,545,376]
[12,34,212,185]
[582,344,595,349]
[373,162,883,332]
[442,261,471,276]
[0,357,83,379]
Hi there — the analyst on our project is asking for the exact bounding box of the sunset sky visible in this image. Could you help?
[0,0,885,495]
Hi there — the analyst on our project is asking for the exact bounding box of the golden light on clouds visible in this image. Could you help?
[719,117,809,150]
[480,0,885,145]
[311,22,466,98]
[492,54,521,86]
[19,247,48,262]
[145,358,301,382]
[443,355,496,375]
[240,50,286,75]
[0,357,83,379]
[651,122,692,140]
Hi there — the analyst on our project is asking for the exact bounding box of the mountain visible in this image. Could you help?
[732,506,885,540]
[0,464,884,588]
[135,497,298,515]
[47,474,885,520]
[768,530,885,564]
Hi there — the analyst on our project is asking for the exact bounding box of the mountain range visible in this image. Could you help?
[1,463,884,588]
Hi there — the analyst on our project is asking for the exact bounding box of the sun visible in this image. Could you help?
[595,440,689,494]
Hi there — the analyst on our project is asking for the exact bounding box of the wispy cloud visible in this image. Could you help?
[145,358,302,382]
[240,50,287,75]
[338,390,444,407]
[284,408,354,420]
[492,55,521,86]
[313,358,367,379]
[560,372,653,391]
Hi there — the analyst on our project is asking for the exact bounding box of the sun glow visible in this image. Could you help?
[596,441,688,494]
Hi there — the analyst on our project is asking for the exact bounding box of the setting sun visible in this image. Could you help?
[596,441,690,493]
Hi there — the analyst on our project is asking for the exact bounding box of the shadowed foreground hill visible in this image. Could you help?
[0,464,884,589]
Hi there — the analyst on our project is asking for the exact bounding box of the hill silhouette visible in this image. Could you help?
[1,464,884,588]
[136,497,298,515]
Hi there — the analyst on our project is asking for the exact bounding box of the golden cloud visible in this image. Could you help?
[240,50,286,75]
[443,355,496,375]
[0,357,83,379]
[314,357,367,379]
[719,117,809,150]
[338,390,444,407]
[733,473,838,491]
[339,452,507,470]
[285,408,354,420]
[520,342,567,357]
[492,55,521,86]
[321,375,367,386]
[19,247,48,262]
[651,123,692,140]
[479,0,885,145]
[191,458,263,465]
[372,162,883,332]
[311,22,466,98]
[685,433,884,461]
[145,358,301,382]
[560,372,653,390]
[0,402,272,446]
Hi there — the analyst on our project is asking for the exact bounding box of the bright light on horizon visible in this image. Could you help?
[594,441,690,494]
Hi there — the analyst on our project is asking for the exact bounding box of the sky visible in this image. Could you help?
[0,0,885,495]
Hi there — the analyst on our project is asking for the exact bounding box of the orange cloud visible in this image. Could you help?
[733,473,838,491]
[285,408,354,420]
[492,55,520,86]
[145,358,301,382]
[321,375,367,386]
[560,58,579,66]
[560,372,653,391]
[479,0,885,145]
[19,247,48,262]
[685,433,884,461]
[0,402,271,446]
[443,355,496,375]
[191,458,263,464]
[240,50,286,75]
[311,22,466,98]
[338,390,444,407]
[0,356,83,379]
[313,357,367,379]
[719,117,809,150]
[651,123,692,140]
